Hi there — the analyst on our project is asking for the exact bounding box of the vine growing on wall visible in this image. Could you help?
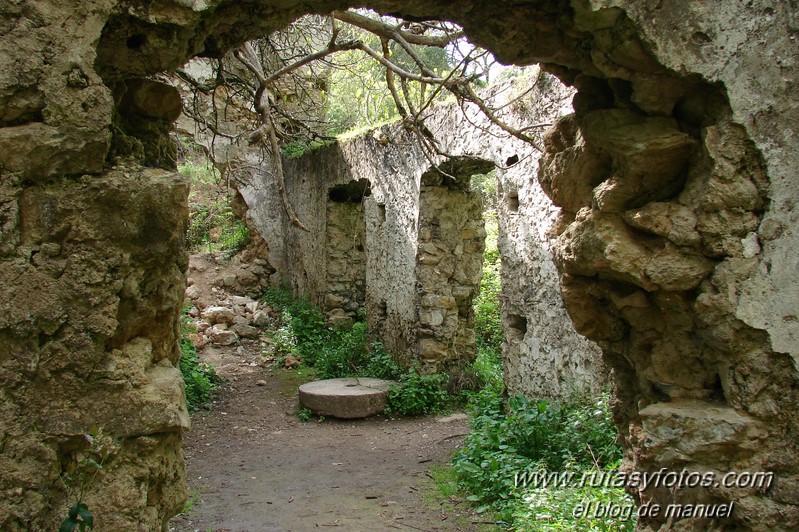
[58,429,119,532]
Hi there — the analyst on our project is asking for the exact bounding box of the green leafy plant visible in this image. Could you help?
[261,287,446,416]
[261,287,398,379]
[179,340,221,411]
[473,210,502,356]
[217,215,250,254]
[261,285,296,310]
[60,503,93,532]
[59,428,119,532]
[297,407,314,422]
[385,368,449,417]
[180,155,250,255]
[179,308,221,411]
[450,386,630,529]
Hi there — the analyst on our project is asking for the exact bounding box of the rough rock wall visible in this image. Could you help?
[522,3,799,529]
[489,75,605,399]
[1,0,797,529]
[0,168,190,530]
[0,3,201,528]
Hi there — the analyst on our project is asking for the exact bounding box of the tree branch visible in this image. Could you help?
[332,10,463,47]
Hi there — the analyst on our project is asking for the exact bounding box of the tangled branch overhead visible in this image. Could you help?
[176,9,549,229]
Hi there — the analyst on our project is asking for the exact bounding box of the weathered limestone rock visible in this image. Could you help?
[206,324,237,346]
[201,306,236,325]
[298,378,393,418]
[622,202,701,247]
[0,168,189,530]
[539,115,609,214]
[252,310,272,328]
[231,323,260,338]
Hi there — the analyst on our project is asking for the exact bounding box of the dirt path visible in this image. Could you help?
[169,254,483,531]
[168,344,477,531]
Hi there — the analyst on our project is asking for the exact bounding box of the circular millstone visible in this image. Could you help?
[298,378,394,419]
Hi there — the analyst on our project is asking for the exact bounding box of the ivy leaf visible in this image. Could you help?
[59,517,76,532]
[77,503,94,529]
[68,502,81,520]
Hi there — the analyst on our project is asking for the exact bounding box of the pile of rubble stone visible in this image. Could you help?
[183,253,277,349]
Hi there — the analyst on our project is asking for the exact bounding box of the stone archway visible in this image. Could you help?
[1,1,797,530]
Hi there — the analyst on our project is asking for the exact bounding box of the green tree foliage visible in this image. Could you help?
[325,18,457,135]
[473,207,502,356]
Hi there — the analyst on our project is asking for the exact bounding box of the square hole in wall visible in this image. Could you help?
[507,313,527,340]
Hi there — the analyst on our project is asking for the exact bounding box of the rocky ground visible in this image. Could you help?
[169,253,487,531]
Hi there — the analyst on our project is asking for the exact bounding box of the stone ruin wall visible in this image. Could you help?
[275,130,477,370]
[491,74,606,399]
[269,74,603,385]
[0,0,796,529]
[323,186,367,327]
[414,165,489,371]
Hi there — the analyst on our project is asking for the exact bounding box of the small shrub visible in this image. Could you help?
[473,210,502,357]
[179,339,221,411]
[474,259,502,353]
[313,322,401,380]
[59,428,119,532]
[217,215,250,254]
[361,342,402,380]
[179,309,221,411]
[385,368,448,417]
[281,138,334,159]
[313,322,365,379]
[267,319,298,361]
[286,302,328,366]
[451,387,629,528]
[471,347,504,394]
[261,285,295,311]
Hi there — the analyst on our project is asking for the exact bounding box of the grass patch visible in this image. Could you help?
[179,307,221,412]
[429,465,460,499]
[448,387,633,530]
[181,489,202,515]
[270,366,317,397]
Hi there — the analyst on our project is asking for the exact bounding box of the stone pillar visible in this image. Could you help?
[0,169,190,529]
